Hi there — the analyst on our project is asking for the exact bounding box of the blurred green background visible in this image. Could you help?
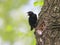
[0,0,43,45]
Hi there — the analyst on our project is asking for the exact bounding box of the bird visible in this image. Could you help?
[27,11,37,30]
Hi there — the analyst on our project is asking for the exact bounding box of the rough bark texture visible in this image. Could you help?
[35,0,60,45]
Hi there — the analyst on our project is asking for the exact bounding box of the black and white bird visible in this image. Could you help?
[27,11,37,30]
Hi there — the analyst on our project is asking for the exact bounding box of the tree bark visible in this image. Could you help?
[35,0,60,45]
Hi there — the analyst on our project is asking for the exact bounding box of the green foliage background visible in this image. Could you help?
[0,0,44,45]
[0,0,36,45]
[34,0,44,6]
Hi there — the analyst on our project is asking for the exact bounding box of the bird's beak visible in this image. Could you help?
[27,13,29,16]
[27,12,29,16]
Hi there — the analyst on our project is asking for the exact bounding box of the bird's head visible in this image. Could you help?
[27,11,34,16]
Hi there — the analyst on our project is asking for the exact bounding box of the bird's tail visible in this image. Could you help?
[31,27,33,31]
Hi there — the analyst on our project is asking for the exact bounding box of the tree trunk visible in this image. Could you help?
[35,0,60,45]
